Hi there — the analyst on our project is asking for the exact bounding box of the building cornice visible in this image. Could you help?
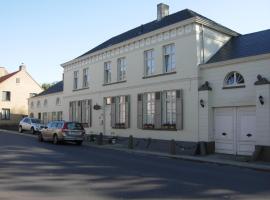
[199,53,270,69]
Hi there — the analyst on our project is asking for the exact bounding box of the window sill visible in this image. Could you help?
[142,71,176,79]
[103,80,127,86]
[222,85,245,89]
[73,87,89,92]
[112,127,127,129]
[142,128,177,131]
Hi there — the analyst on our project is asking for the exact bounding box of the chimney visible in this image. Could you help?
[19,63,26,71]
[157,3,169,21]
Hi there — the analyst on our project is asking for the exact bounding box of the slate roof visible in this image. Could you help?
[35,81,63,97]
[78,9,234,58]
[207,29,270,64]
[0,71,19,83]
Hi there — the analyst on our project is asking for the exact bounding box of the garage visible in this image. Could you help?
[214,106,256,156]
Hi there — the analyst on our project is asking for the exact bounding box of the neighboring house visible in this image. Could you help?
[0,64,43,126]
[53,3,269,160]
[28,81,63,124]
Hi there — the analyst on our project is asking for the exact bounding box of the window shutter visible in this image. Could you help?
[111,97,116,128]
[137,94,143,129]
[77,101,82,123]
[176,89,183,130]
[88,100,92,127]
[154,92,162,129]
[69,102,72,121]
[125,95,130,128]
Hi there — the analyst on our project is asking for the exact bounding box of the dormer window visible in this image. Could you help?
[224,71,245,89]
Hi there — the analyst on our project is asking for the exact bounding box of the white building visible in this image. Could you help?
[28,81,63,124]
[31,4,270,160]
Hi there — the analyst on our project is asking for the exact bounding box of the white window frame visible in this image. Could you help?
[144,49,155,76]
[1,108,10,120]
[73,71,79,90]
[104,61,112,84]
[82,68,89,88]
[116,96,126,124]
[117,57,126,81]
[224,71,245,88]
[143,93,155,125]
[2,91,11,101]
[162,90,176,125]
[163,44,176,73]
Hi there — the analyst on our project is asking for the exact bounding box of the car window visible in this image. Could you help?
[31,118,41,124]
[58,122,64,129]
[23,118,28,123]
[66,122,83,130]
[47,122,52,129]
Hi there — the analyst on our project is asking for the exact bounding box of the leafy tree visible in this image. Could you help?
[41,82,57,90]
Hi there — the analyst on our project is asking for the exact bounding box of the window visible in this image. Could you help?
[37,100,41,108]
[104,61,112,84]
[118,96,126,124]
[70,100,91,127]
[16,78,20,83]
[44,99,48,107]
[117,57,126,81]
[52,112,57,121]
[143,93,155,125]
[56,97,61,105]
[105,97,111,105]
[2,91,11,101]
[82,68,89,88]
[162,91,176,125]
[1,109,10,120]
[163,44,176,73]
[30,102,34,108]
[29,93,37,97]
[38,113,41,119]
[73,71,79,90]
[224,71,245,87]
[144,49,155,76]
[42,112,48,124]
[57,111,63,120]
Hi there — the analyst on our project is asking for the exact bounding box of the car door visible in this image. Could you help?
[43,122,52,140]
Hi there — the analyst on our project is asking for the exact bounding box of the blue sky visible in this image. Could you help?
[1,0,270,84]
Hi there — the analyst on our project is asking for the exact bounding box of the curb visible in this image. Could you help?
[1,129,270,172]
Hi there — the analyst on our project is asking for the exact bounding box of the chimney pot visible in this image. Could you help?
[157,3,169,21]
[19,63,26,71]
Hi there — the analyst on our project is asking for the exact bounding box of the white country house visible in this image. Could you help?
[30,4,270,160]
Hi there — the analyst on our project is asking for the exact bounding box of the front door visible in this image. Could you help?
[214,107,256,155]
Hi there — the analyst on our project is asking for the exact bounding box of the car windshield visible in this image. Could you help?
[66,122,83,130]
[31,119,41,124]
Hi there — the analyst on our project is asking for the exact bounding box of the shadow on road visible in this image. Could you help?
[0,131,270,200]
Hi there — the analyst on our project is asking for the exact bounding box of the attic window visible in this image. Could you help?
[223,71,245,89]
[16,78,20,83]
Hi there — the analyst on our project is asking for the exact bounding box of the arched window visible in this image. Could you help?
[37,100,41,108]
[44,99,48,107]
[224,71,245,87]
[56,97,61,105]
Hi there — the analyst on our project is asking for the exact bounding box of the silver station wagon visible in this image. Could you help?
[38,121,85,145]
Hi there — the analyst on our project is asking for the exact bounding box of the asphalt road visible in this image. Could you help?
[0,131,270,200]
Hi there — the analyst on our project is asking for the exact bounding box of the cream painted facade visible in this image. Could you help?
[28,91,63,124]
[28,5,270,158]
[61,18,236,143]
[0,65,43,125]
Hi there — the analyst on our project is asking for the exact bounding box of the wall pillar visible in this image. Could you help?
[198,81,214,154]
[254,75,270,161]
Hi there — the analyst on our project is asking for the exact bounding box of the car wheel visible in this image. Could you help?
[31,127,35,135]
[53,134,59,145]
[19,126,23,133]
[76,141,83,146]
[38,134,43,142]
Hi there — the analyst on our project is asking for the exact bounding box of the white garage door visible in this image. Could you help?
[214,107,256,156]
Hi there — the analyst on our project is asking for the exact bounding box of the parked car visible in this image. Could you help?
[19,117,45,134]
[38,121,85,145]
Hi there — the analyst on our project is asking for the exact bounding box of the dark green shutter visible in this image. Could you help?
[154,91,162,129]
[137,94,143,129]
[176,89,183,130]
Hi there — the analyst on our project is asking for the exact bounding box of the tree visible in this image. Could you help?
[41,82,57,90]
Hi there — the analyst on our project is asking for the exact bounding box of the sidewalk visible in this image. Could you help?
[84,141,270,172]
[1,128,270,172]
